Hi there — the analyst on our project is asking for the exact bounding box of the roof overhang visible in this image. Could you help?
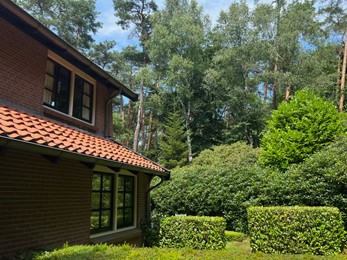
[0,0,138,101]
[0,135,170,178]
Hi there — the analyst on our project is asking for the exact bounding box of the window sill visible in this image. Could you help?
[43,106,97,133]
[90,228,142,244]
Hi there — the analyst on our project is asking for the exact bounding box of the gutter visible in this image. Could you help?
[0,0,138,101]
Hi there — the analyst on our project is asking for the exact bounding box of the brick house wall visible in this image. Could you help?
[0,16,114,137]
[0,149,93,257]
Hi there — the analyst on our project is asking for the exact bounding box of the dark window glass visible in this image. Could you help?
[73,75,93,122]
[117,175,134,228]
[44,59,71,114]
[91,173,113,233]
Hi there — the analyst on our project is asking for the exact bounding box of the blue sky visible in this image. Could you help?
[94,0,246,49]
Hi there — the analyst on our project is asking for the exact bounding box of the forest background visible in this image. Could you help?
[14,0,346,169]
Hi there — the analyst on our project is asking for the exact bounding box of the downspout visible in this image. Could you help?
[145,176,166,220]
[104,90,120,138]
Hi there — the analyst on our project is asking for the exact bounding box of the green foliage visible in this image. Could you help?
[248,206,346,255]
[152,164,265,232]
[32,241,347,259]
[159,216,226,250]
[193,142,259,167]
[276,138,347,227]
[158,111,188,169]
[225,231,247,242]
[259,89,346,171]
[14,0,101,50]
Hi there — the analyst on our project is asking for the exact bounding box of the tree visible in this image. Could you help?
[259,89,346,171]
[158,111,188,169]
[206,1,266,147]
[14,0,101,50]
[87,40,117,71]
[148,0,211,159]
[113,0,158,152]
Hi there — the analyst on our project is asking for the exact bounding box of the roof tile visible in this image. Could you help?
[0,105,167,173]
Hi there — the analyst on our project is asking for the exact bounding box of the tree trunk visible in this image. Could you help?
[285,84,291,102]
[146,110,153,151]
[141,108,146,151]
[186,101,193,163]
[339,31,347,112]
[263,82,268,110]
[120,95,125,129]
[133,83,143,151]
[336,34,344,101]
[272,59,278,109]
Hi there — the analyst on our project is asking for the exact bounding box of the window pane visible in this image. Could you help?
[55,66,71,113]
[102,193,111,209]
[92,174,101,190]
[91,193,100,210]
[83,82,91,95]
[117,210,124,227]
[125,177,133,191]
[117,193,124,208]
[45,75,54,90]
[90,212,100,230]
[103,176,112,191]
[125,208,133,226]
[46,60,54,75]
[118,177,124,192]
[73,76,83,119]
[125,193,133,207]
[44,90,52,105]
[82,107,90,121]
[101,211,111,228]
[83,95,90,107]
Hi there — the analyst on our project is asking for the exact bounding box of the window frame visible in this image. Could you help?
[90,167,137,237]
[91,173,114,234]
[44,51,96,125]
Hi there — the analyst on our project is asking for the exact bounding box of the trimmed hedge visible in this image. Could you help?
[248,206,346,255]
[159,216,226,250]
[225,231,247,242]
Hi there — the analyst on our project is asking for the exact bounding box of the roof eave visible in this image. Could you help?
[0,136,170,177]
[0,0,138,102]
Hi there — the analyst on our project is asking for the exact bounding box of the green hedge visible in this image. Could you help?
[159,216,226,250]
[225,231,247,242]
[248,206,346,255]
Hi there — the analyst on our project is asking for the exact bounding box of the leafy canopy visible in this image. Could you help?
[259,89,346,171]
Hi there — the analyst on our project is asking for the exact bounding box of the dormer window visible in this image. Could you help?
[44,51,95,124]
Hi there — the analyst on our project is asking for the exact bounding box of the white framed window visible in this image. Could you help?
[90,167,137,235]
[43,51,96,124]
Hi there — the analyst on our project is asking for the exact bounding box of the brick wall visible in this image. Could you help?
[0,17,115,137]
[0,17,47,114]
[0,149,93,257]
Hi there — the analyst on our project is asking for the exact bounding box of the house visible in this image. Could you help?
[0,0,169,257]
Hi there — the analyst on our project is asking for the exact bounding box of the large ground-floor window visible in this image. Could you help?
[90,171,136,234]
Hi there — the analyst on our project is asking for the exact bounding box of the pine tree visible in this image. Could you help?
[159,111,188,169]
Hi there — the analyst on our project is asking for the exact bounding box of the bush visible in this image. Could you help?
[225,231,247,242]
[152,164,266,232]
[152,143,264,233]
[259,89,346,171]
[248,206,346,255]
[257,138,347,228]
[159,216,226,250]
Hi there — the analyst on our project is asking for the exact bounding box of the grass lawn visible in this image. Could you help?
[31,240,347,260]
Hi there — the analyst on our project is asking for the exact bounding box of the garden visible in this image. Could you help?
[27,90,347,259]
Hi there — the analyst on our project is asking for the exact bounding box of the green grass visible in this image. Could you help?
[30,241,347,260]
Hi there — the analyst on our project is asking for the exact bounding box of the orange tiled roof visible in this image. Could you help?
[0,105,167,173]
